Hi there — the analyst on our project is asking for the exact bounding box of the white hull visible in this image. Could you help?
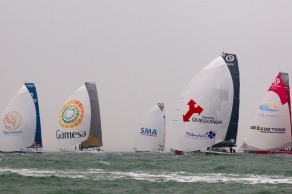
[22,147,43,153]
[200,150,234,155]
[0,148,43,154]
[60,147,104,153]
[134,149,166,154]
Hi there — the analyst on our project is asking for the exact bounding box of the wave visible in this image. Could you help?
[98,161,111,166]
[0,167,291,184]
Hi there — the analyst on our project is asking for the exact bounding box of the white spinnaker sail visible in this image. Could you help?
[134,104,166,152]
[172,56,234,152]
[242,73,292,151]
[0,85,36,152]
[56,85,91,149]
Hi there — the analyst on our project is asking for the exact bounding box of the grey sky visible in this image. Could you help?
[0,0,292,151]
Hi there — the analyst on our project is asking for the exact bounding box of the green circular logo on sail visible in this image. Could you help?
[62,105,80,124]
[59,100,84,128]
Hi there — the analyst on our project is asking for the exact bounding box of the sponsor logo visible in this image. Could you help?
[59,100,84,128]
[3,111,21,130]
[257,113,279,118]
[185,131,216,139]
[225,55,235,62]
[3,130,23,136]
[259,104,279,112]
[3,111,23,136]
[182,99,222,124]
[192,116,222,124]
[250,126,285,133]
[30,93,37,103]
[56,130,86,139]
[183,99,203,122]
[272,77,281,87]
[140,128,157,136]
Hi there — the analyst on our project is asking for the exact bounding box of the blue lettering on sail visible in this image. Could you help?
[3,130,23,136]
[140,128,157,137]
[185,131,216,139]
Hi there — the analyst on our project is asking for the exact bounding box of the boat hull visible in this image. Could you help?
[60,147,104,153]
[249,150,292,155]
[204,151,234,155]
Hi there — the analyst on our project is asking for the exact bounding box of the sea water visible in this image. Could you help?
[0,152,291,193]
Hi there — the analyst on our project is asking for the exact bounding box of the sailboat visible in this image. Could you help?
[56,82,103,153]
[134,103,166,153]
[0,83,42,152]
[241,72,292,154]
[171,52,240,155]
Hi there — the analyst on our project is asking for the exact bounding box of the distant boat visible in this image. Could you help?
[134,103,166,153]
[171,53,240,155]
[0,83,42,152]
[56,82,103,153]
[241,72,292,154]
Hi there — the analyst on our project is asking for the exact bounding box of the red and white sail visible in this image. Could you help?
[242,72,292,151]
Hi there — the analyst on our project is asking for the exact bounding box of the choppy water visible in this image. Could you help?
[0,152,292,193]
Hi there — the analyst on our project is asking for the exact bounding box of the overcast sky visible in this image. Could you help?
[1,0,292,152]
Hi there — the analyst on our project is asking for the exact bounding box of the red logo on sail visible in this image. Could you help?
[269,74,287,105]
[225,55,235,62]
[272,77,281,87]
[183,99,203,122]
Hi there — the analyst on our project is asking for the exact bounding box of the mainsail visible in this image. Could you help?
[134,103,166,152]
[25,83,42,148]
[172,53,240,152]
[81,82,103,149]
[56,82,103,150]
[0,83,37,152]
[242,72,292,151]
